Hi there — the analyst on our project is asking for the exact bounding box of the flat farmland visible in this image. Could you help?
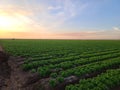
[0,39,120,90]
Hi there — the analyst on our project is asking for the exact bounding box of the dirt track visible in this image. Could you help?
[0,46,42,90]
[0,46,10,90]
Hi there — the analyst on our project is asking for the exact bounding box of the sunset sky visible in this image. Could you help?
[0,0,120,39]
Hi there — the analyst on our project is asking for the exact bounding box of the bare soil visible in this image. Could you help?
[0,46,42,90]
[0,46,10,90]
[112,86,120,90]
[0,46,120,90]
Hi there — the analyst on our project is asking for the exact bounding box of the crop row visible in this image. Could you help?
[65,69,120,90]
[58,57,120,78]
[22,50,120,71]
[38,52,120,71]
[27,49,119,63]
[23,53,120,71]
[48,57,120,87]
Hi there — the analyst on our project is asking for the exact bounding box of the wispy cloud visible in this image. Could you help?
[113,27,120,31]
[48,6,62,10]
[27,0,89,30]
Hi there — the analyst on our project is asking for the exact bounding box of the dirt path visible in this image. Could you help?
[0,46,10,90]
[0,46,42,90]
[0,46,3,51]
[5,56,41,90]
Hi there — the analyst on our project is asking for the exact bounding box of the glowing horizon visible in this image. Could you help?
[0,0,120,39]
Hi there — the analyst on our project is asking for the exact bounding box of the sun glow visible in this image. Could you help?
[0,9,31,32]
[0,16,13,27]
[0,15,23,31]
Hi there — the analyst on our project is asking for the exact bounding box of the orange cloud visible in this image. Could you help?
[0,30,119,39]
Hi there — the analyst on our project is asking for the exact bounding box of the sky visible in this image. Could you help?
[0,0,120,39]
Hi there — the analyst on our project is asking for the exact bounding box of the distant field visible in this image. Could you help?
[0,39,120,90]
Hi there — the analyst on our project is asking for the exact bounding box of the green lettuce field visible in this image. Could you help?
[0,39,120,90]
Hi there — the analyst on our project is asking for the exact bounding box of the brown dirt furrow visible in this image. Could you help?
[111,86,120,90]
[0,46,10,90]
[2,56,41,90]
[0,46,41,90]
[0,46,3,52]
